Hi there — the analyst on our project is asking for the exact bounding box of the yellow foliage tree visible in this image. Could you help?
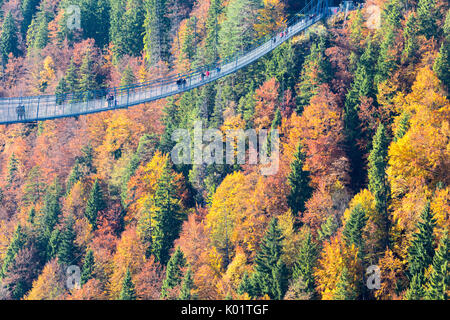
[254,0,287,38]
[314,236,362,300]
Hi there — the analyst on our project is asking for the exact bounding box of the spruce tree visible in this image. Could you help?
[81,250,95,286]
[143,0,171,64]
[6,152,18,186]
[237,271,256,297]
[179,266,195,300]
[416,0,439,39]
[318,215,338,241]
[65,58,78,93]
[296,37,331,111]
[204,0,223,63]
[161,247,186,298]
[20,0,40,36]
[343,204,368,256]
[40,181,62,238]
[251,218,288,299]
[119,268,137,300]
[0,225,27,279]
[151,161,185,265]
[57,215,77,265]
[406,201,436,299]
[0,11,19,65]
[424,232,448,300]
[85,179,105,230]
[79,0,111,48]
[79,50,98,98]
[334,267,357,300]
[394,112,411,142]
[433,41,450,92]
[66,161,83,195]
[287,143,313,216]
[292,231,317,296]
[368,124,390,250]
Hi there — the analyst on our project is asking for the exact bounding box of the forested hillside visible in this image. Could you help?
[0,0,448,300]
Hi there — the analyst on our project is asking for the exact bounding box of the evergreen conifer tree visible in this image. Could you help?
[424,232,448,300]
[368,124,390,250]
[161,247,186,298]
[292,231,317,295]
[81,250,95,286]
[85,179,105,230]
[287,143,312,216]
[251,218,288,299]
[119,268,137,300]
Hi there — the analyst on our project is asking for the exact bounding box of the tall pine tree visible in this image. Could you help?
[85,179,105,230]
[251,218,288,299]
[368,124,390,251]
[405,201,436,299]
[287,143,313,216]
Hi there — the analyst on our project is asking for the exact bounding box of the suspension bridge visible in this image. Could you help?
[0,0,354,125]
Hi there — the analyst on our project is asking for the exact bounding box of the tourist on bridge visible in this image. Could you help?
[16,105,25,120]
[206,71,210,77]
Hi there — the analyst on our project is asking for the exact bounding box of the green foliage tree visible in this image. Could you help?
[0,225,27,279]
[85,179,105,230]
[368,124,390,250]
[218,0,259,58]
[161,246,186,298]
[6,152,19,186]
[416,0,439,39]
[120,65,136,87]
[20,0,40,36]
[333,266,357,300]
[251,218,288,299]
[143,0,171,64]
[433,41,450,92]
[292,231,317,296]
[81,250,95,285]
[179,265,195,300]
[0,11,19,65]
[296,36,331,111]
[151,161,185,265]
[204,0,223,63]
[405,201,436,299]
[394,112,411,142]
[424,232,448,300]
[119,268,137,300]
[57,215,77,265]
[79,0,111,48]
[343,204,368,256]
[287,143,313,215]
[65,58,79,93]
[110,0,145,59]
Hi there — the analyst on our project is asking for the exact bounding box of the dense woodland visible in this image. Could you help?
[0,0,448,300]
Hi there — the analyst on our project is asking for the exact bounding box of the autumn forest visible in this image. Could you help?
[0,0,448,300]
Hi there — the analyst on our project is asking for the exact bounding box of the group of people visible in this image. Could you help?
[16,105,26,120]
[176,78,187,88]
[106,92,116,108]
[176,65,222,89]
[201,70,211,81]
